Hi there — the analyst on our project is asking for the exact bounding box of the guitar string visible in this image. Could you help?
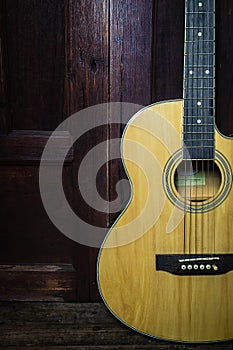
[184,0,188,255]
[201,0,204,256]
[188,0,193,257]
[207,0,210,254]
[213,0,216,257]
[208,0,212,255]
[190,0,195,256]
[194,0,198,256]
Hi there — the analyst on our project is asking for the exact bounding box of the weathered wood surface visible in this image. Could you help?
[0,265,77,301]
[0,0,233,304]
[0,131,73,164]
[0,303,232,349]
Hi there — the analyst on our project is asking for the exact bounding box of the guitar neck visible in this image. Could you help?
[183,0,216,160]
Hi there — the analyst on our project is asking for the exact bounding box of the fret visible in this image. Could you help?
[184,131,214,134]
[184,124,214,127]
[184,98,214,100]
[184,68,214,76]
[185,43,214,55]
[184,117,214,123]
[184,142,215,148]
[183,136,215,141]
[183,125,215,135]
[184,100,214,109]
[184,78,214,89]
[185,53,214,56]
[186,27,215,29]
[186,30,214,41]
[186,0,215,12]
[184,108,214,114]
[185,55,214,66]
[183,148,214,161]
[186,14,215,28]
[186,12,214,14]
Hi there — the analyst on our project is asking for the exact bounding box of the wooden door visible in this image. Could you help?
[0,0,232,302]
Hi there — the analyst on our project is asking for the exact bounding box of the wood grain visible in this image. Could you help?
[0,130,73,164]
[0,0,9,134]
[0,302,232,349]
[98,101,233,342]
[0,264,77,301]
[4,0,65,130]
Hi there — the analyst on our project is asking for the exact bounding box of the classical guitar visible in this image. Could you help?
[97,0,233,342]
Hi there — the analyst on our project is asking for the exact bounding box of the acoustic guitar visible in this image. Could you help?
[97,0,233,342]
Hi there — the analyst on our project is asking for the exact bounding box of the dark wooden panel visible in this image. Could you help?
[153,0,185,102]
[0,130,73,164]
[0,303,232,349]
[0,347,173,350]
[0,264,77,301]
[65,0,109,115]
[0,0,9,134]
[215,0,233,136]
[108,0,154,226]
[109,0,153,104]
[5,0,65,130]
[0,165,75,265]
[65,0,109,301]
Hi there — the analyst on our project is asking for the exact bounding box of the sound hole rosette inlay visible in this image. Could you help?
[162,149,232,213]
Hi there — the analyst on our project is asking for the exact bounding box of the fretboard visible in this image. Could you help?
[183,0,215,160]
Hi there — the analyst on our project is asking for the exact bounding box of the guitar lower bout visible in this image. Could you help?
[97,100,233,343]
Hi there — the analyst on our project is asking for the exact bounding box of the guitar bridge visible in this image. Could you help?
[156,254,233,275]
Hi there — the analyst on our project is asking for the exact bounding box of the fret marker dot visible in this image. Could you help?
[197,101,202,106]
[198,2,203,7]
[205,69,210,75]
[189,70,194,75]
[197,119,202,124]
[198,32,203,37]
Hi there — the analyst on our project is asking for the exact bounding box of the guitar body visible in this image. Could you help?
[97,100,233,343]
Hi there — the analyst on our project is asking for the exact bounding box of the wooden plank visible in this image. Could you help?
[0,302,116,325]
[0,347,172,350]
[65,0,109,115]
[108,0,154,226]
[5,0,66,130]
[153,0,185,102]
[0,324,166,346]
[0,265,77,301]
[0,303,232,348]
[0,130,73,164]
[215,0,233,136]
[65,0,109,301]
[0,165,75,265]
[109,0,153,105]
[0,0,9,134]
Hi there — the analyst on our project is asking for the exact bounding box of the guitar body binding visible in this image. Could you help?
[97,100,233,343]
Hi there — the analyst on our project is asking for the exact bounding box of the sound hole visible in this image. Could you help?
[174,160,222,202]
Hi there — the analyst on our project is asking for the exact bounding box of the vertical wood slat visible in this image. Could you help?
[4,0,66,130]
[0,0,9,134]
[65,0,109,301]
[215,0,233,136]
[153,0,185,102]
[65,0,109,115]
[109,0,154,105]
[108,0,154,226]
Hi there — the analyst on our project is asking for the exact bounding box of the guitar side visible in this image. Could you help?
[97,100,233,343]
